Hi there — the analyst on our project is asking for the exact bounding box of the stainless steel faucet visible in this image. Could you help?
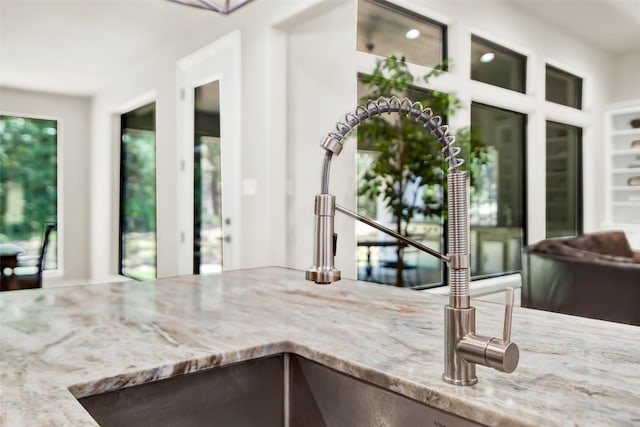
[306,97,519,386]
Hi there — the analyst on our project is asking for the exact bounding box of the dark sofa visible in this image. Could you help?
[522,231,640,326]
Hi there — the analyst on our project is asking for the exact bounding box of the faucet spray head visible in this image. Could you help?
[306,194,341,284]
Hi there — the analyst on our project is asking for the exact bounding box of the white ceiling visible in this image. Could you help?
[0,0,639,96]
[511,0,640,54]
[0,0,222,96]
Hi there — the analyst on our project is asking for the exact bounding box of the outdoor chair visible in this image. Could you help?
[14,223,57,290]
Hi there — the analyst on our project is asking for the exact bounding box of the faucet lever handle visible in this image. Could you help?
[503,287,514,342]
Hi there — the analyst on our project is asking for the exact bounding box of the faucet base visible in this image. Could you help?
[305,268,340,284]
[443,305,477,386]
[442,374,478,386]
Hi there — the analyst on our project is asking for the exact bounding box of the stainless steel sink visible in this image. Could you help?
[77,353,481,426]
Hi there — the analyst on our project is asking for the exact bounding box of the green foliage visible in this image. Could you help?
[195,137,223,228]
[357,56,447,235]
[122,130,156,233]
[357,56,487,286]
[120,127,157,281]
[358,55,488,232]
[0,116,57,241]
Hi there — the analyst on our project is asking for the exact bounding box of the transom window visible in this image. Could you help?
[471,35,526,93]
[357,0,447,69]
[546,65,582,109]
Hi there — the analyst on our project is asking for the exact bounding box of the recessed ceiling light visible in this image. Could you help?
[405,29,421,40]
[480,52,495,63]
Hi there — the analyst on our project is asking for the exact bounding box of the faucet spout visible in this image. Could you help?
[334,204,449,263]
[306,96,519,385]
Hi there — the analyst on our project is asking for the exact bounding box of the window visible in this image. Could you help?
[356,75,446,288]
[357,0,447,69]
[119,103,157,280]
[546,65,582,109]
[546,121,582,238]
[353,3,591,289]
[469,103,526,277]
[0,115,58,269]
[471,36,526,93]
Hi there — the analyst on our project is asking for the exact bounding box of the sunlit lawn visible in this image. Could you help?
[123,227,223,280]
[123,232,157,281]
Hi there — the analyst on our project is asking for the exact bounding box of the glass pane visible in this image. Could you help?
[470,103,526,277]
[357,0,446,68]
[546,121,582,238]
[471,36,526,93]
[356,78,445,288]
[546,65,582,109]
[119,103,157,281]
[194,80,223,275]
[0,115,58,269]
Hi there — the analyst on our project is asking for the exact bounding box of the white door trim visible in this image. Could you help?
[176,30,243,274]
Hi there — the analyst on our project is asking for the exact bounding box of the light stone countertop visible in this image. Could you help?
[1,266,639,426]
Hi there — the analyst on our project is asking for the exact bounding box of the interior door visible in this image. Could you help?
[177,31,242,275]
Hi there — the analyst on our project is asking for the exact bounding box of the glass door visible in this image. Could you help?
[193,81,223,274]
[119,103,157,280]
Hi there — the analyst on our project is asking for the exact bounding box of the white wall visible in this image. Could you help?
[0,87,91,283]
[612,49,640,102]
[284,1,359,278]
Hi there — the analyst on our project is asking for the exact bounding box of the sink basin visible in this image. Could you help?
[77,353,481,426]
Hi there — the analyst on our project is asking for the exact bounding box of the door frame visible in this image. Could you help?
[176,31,242,274]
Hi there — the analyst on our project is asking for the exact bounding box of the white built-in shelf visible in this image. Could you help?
[612,129,640,136]
[612,201,640,207]
[612,149,640,156]
[612,168,640,174]
[605,100,640,227]
[613,186,640,191]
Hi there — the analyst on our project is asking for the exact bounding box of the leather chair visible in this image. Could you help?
[522,231,640,326]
